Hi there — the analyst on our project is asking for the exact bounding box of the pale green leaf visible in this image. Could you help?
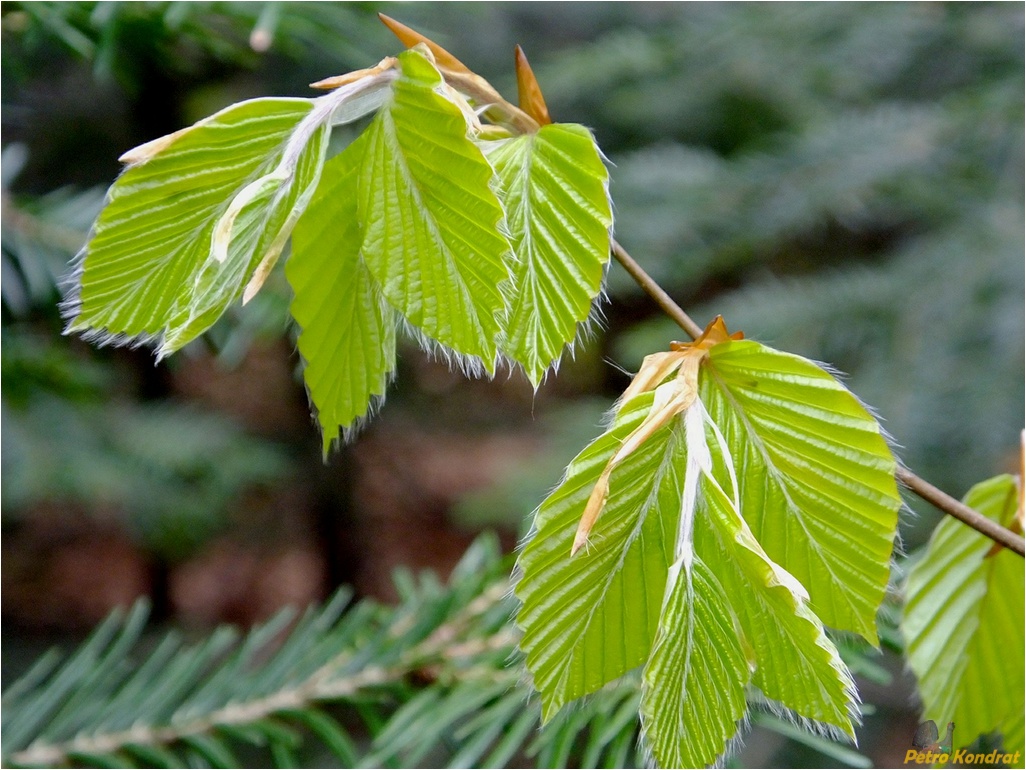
[640,556,751,769]
[161,123,330,355]
[66,98,319,353]
[695,450,857,737]
[288,134,396,453]
[700,340,901,641]
[903,474,1024,755]
[359,50,511,371]
[485,124,612,386]
[515,393,680,720]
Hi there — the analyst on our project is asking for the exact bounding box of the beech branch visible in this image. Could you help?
[609,237,1026,558]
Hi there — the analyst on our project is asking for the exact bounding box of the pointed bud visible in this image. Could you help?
[514,46,551,126]
[378,14,471,74]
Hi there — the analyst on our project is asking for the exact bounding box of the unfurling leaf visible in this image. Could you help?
[65,98,320,354]
[903,474,1025,756]
[641,556,751,769]
[699,339,901,641]
[517,318,895,767]
[516,390,681,719]
[695,461,858,738]
[161,122,331,356]
[65,67,396,358]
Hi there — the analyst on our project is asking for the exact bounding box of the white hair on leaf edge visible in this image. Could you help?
[396,315,491,381]
[501,265,612,391]
[60,247,167,355]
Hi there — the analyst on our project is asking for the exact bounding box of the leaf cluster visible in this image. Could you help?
[5,7,1023,769]
[62,40,614,454]
[516,320,902,766]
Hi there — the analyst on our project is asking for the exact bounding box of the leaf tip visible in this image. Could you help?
[241,274,262,305]
[570,533,587,557]
[118,129,186,165]
[572,478,612,557]
[320,433,335,462]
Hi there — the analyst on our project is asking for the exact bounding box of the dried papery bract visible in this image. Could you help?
[377,13,500,105]
[377,14,473,75]
[309,57,397,91]
[572,317,743,555]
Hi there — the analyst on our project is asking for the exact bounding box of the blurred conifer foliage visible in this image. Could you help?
[0,2,1022,768]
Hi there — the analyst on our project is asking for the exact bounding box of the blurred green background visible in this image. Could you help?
[2,2,1023,767]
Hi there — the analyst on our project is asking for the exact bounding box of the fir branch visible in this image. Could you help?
[2,537,516,769]
[3,538,657,770]
[608,238,1026,558]
[1,189,90,255]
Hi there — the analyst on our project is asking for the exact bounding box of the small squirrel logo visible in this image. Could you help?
[912,720,955,754]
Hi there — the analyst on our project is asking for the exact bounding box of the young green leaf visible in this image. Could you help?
[640,556,751,769]
[515,392,680,719]
[485,124,612,385]
[65,97,319,353]
[66,66,397,358]
[358,49,512,372]
[903,474,1024,755]
[288,134,397,452]
[700,340,901,641]
[160,123,331,355]
[695,454,858,737]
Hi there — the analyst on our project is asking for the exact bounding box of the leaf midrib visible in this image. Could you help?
[543,417,679,713]
[379,105,489,351]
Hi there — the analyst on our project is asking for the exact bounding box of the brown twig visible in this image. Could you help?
[610,239,704,339]
[896,467,1024,556]
[609,238,1026,558]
